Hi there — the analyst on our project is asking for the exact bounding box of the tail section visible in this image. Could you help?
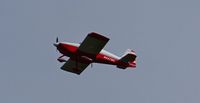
[117,49,137,69]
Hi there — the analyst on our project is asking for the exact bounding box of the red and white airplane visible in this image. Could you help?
[54,32,137,75]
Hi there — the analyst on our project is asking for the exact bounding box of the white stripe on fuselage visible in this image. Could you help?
[61,42,120,60]
[61,42,80,47]
[100,50,120,59]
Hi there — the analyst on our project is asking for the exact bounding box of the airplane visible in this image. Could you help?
[54,32,137,75]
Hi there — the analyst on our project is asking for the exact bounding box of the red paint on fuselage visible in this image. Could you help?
[95,53,118,65]
[56,42,136,68]
[57,43,119,65]
[57,43,78,57]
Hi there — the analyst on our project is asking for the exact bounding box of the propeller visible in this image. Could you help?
[54,37,59,52]
[54,37,59,47]
[56,37,58,43]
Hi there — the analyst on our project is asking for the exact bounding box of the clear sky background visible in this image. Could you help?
[1,0,200,103]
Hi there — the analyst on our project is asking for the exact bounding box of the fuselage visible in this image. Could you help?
[56,42,120,65]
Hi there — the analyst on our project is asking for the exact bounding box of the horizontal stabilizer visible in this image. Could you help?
[117,49,136,69]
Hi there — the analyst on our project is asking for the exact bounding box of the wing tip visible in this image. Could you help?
[88,32,109,42]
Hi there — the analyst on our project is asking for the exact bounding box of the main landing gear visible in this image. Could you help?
[57,55,67,62]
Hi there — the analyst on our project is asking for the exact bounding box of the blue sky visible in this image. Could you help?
[0,0,200,103]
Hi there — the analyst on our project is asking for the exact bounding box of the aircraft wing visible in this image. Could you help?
[61,58,90,75]
[77,32,109,59]
[61,32,109,75]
